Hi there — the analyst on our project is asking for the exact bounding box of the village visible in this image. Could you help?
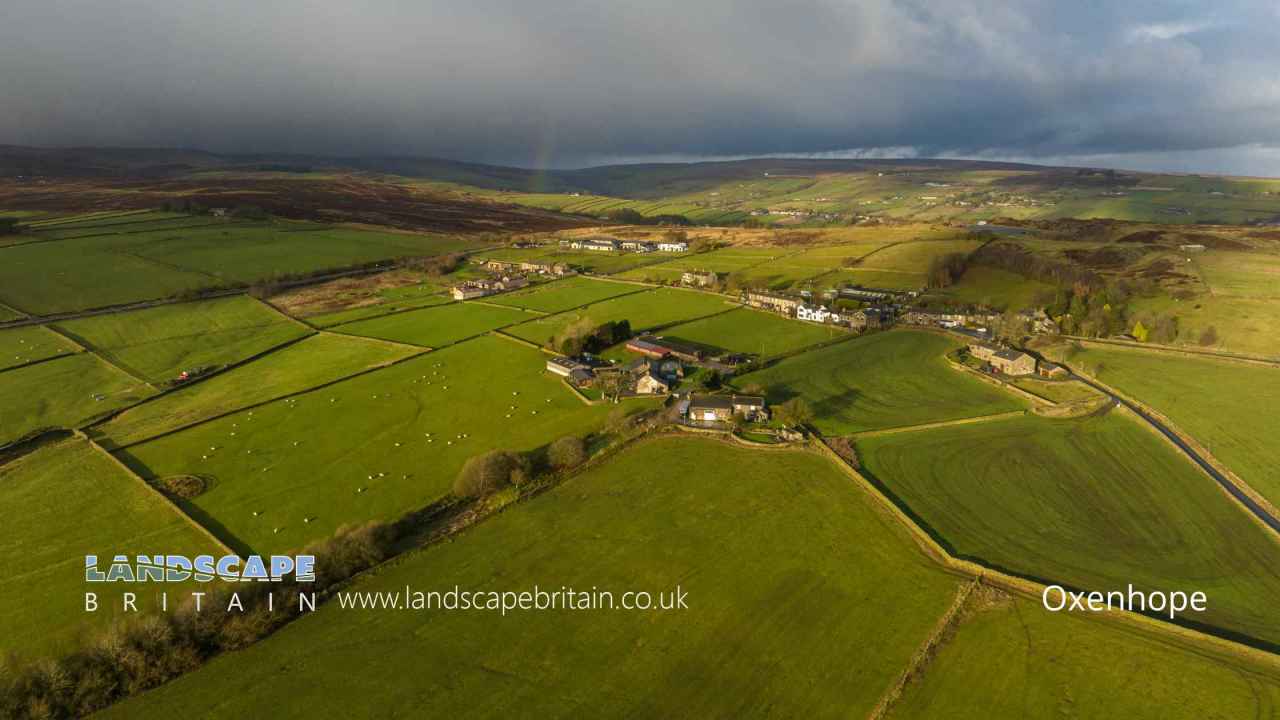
[445,240,1069,436]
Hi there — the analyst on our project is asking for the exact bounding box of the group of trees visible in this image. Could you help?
[926,252,969,289]
[552,317,631,356]
[411,252,464,277]
[453,435,592,498]
[1,522,396,719]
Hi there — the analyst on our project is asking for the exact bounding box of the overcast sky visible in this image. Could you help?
[4,1,1280,175]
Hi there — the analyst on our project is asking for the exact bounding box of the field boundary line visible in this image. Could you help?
[489,328,553,352]
[78,431,237,557]
[850,410,1027,438]
[101,346,428,452]
[43,322,161,391]
[466,298,552,315]
[0,348,87,376]
[809,434,1280,671]
[867,579,979,720]
[1063,335,1280,366]
[318,327,435,353]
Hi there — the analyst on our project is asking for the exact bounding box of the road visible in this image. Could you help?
[1068,370,1280,536]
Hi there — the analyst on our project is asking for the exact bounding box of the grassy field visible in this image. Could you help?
[337,301,536,348]
[103,436,962,718]
[1007,376,1105,404]
[889,595,1280,719]
[856,411,1280,645]
[0,218,472,314]
[660,307,844,359]
[480,246,688,275]
[0,325,80,371]
[734,330,1024,434]
[0,353,155,446]
[91,333,418,449]
[483,276,642,313]
[931,265,1053,310]
[1058,343,1280,509]
[54,296,310,384]
[505,288,733,347]
[0,437,219,659]
[0,303,25,322]
[1194,250,1280,299]
[116,336,626,553]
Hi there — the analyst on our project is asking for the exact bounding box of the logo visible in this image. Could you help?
[85,554,315,583]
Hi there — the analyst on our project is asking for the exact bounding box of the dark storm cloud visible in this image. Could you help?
[2,1,1279,171]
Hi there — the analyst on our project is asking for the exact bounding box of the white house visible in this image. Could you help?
[657,241,689,252]
[796,304,834,323]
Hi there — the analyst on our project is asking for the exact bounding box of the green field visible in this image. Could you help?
[660,307,844,359]
[1061,343,1280,509]
[1194,250,1280,299]
[0,325,80,371]
[889,595,1280,719]
[1007,376,1105,404]
[0,218,471,314]
[54,296,310,384]
[0,353,154,446]
[485,276,642,313]
[0,303,24,322]
[103,436,962,718]
[735,330,1024,433]
[505,288,733,347]
[856,411,1280,645]
[932,265,1053,310]
[0,437,219,659]
[338,301,535,348]
[117,336,629,553]
[91,333,418,449]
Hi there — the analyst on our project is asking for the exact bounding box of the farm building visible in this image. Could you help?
[546,356,590,378]
[990,348,1036,376]
[681,270,718,287]
[1037,361,1069,379]
[744,291,801,316]
[571,238,619,252]
[625,335,705,363]
[620,240,657,253]
[452,283,490,300]
[657,240,689,252]
[686,394,768,422]
[452,274,530,300]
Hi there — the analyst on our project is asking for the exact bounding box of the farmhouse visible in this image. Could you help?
[657,240,689,252]
[902,309,968,328]
[635,370,670,395]
[482,259,520,273]
[968,342,998,361]
[451,283,491,300]
[848,307,883,331]
[452,274,529,300]
[745,291,801,316]
[989,348,1036,376]
[686,394,768,423]
[681,270,718,287]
